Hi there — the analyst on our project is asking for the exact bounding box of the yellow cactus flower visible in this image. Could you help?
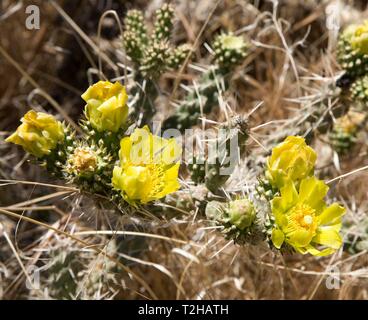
[348,21,368,55]
[266,136,317,189]
[6,110,64,158]
[81,81,128,132]
[271,176,345,256]
[112,126,181,205]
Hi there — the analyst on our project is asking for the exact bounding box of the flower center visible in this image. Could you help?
[303,215,313,225]
[287,203,317,233]
[147,164,165,197]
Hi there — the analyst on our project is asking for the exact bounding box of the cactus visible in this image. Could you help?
[140,41,172,78]
[123,4,192,126]
[350,74,368,103]
[123,10,148,64]
[204,115,249,194]
[329,110,365,155]
[46,248,82,299]
[63,142,114,194]
[45,240,119,300]
[337,26,368,78]
[163,33,248,132]
[38,124,76,178]
[80,240,118,299]
[80,119,127,158]
[153,3,174,41]
[212,33,248,72]
[205,198,263,245]
[188,155,206,185]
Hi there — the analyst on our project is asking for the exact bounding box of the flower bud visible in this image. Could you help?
[6,110,64,158]
[266,136,316,189]
[228,198,256,230]
[81,81,128,132]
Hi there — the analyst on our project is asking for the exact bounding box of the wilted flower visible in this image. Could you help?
[334,111,365,135]
[81,81,128,132]
[66,147,98,178]
[266,136,316,189]
[112,126,181,205]
[271,176,345,256]
[6,110,64,158]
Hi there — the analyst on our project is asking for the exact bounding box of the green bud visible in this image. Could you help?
[227,199,256,230]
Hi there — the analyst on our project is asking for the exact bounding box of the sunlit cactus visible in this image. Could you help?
[162,33,248,131]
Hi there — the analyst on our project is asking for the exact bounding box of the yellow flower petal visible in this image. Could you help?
[82,81,128,132]
[288,229,315,248]
[266,136,316,189]
[271,228,285,249]
[317,203,346,226]
[270,177,346,256]
[113,127,181,205]
[279,179,298,209]
[6,110,64,158]
[305,245,336,257]
[312,229,342,250]
[298,176,328,211]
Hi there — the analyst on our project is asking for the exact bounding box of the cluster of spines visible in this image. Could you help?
[162,33,248,131]
[205,115,249,194]
[123,4,190,79]
[80,119,125,157]
[123,4,191,126]
[350,74,368,103]
[63,141,114,194]
[205,199,262,245]
[123,10,148,64]
[38,124,76,178]
[213,32,248,71]
[337,34,368,78]
[140,41,172,78]
[153,3,174,41]
[167,44,192,70]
